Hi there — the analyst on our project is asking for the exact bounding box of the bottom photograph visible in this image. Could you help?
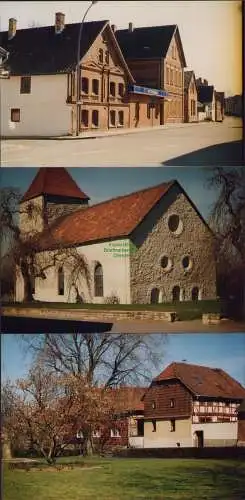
[2,332,245,500]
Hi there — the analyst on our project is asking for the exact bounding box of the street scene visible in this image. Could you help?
[2,333,245,500]
[0,1,243,166]
[1,117,243,167]
[1,166,245,331]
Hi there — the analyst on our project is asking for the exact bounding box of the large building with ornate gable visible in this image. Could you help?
[16,168,216,304]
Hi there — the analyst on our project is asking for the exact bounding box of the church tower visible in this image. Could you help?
[19,168,90,237]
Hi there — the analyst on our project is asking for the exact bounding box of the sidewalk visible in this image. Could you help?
[53,121,212,141]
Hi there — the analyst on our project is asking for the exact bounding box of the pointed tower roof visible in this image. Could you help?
[21,168,90,202]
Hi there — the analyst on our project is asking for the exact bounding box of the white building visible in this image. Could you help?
[16,167,217,305]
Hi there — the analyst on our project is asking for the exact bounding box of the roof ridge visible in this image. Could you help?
[0,19,109,35]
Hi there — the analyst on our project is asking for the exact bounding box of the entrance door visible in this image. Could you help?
[160,103,164,125]
[195,430,204,448]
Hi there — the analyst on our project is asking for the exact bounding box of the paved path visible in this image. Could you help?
[1,117,242,167]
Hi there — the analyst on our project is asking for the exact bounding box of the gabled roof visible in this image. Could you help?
[37,180,174,249]
[184,70,195,90]
[197,85,214,104]
[21,168,90,202]
[116,24,187,66]
[153,362,245,399]
[0,20,107,75]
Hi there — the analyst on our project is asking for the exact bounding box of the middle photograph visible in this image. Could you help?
[1,166,244,333]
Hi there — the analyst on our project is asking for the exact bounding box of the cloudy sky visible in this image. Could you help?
[0,1,242,95]
[2,333,245,385]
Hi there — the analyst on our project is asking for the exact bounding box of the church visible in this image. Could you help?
[16,168,217,305]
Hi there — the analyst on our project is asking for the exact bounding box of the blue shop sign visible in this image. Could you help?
[128,85,168,98]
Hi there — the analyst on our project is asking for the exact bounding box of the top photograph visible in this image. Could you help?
[0,0,243,167]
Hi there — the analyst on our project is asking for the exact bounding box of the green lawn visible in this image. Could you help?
[3,457,245,500]
[3,300,221,321]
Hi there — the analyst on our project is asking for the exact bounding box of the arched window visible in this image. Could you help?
[192,286,199,301]
[172,285,180,302]
[94,263,103,297]
[58,266,64,296]
[150,288,160,304]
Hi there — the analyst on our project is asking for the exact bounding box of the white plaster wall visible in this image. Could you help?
[129,437,144,448]
[144,419,192,448]
[1,74,71,136]
[18,239,131,304]
[192,422,238,441]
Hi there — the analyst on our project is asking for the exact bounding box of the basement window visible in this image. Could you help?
[20,76,31,94]
[11,108,20,122]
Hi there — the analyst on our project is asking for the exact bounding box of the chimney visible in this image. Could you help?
[128,22,134,33]
[196,77,202,87]
[8,18,17,40]
[203,79,208,86]
[55,12,65,34]
[111,24,117,33]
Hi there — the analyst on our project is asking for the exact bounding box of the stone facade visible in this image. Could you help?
[129,184,216,304]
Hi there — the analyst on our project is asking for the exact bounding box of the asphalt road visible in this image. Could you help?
[1,117,243,167]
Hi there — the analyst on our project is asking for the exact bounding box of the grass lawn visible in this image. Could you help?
[3,457,245,500]
[3,300,221,321]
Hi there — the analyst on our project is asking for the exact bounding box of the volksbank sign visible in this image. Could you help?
[128,85,168,98]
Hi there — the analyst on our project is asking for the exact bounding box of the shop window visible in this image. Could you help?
[110,110,116,126]
[81,109,89,127]
[118,110,124,126]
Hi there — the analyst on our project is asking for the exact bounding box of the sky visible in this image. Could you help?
[0,166,221,221]
[0,1,242,95]
[2,333,245,386]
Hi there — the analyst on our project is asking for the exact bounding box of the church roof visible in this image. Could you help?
[37,178,211,250]
[153,362,245,399]
[21,167,90,202]
[38,180,175,249]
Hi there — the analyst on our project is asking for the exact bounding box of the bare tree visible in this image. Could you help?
[207,167,245,318]
[0,187,91,303]
[20,333,167,387]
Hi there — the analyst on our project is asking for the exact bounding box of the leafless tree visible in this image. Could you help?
[20,333,167,387]
[0,187,91,303]
[207,167,245,318]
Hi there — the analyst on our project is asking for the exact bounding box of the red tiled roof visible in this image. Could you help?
[154,362,245,399]
[38,181,174,249]
[21,168,90,202]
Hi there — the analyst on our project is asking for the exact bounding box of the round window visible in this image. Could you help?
[168,214,183,234]
[182,256,192,271]
[160,255,172,271]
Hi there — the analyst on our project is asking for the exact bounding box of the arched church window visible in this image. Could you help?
[94,263,104,297]
[58,266,64,296]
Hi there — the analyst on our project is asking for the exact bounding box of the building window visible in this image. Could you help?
[191,286,199,301]
[30,274,35,295]
[92,430,101,438]
[160,255,172,272]
[99,48,103,63]
[135,102,140,120]
[105,50,109,65]
[150,288,160,304]
[170,399,175,408]
[147,104,151,119]
[110,81,116,97]
[81,109,89,127]
[152,401,156,409]
[170,419,176,432]
[11,108,20,122]
[118,83,124,97]
[118,110,124,126]
[92,110,99,127]
[182,256,193,272]
[58,266,64,296]
[170,69,173,85]
[168,214,183,234]
[92,79,99,95]
[110,110,116,126]
[94,262,103,296]
[110,428,120,438]
[172,285,180,302]
[20,76,31,94]
[166,67,170,85]
[152,419,156,432]
[82,77,89,94]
